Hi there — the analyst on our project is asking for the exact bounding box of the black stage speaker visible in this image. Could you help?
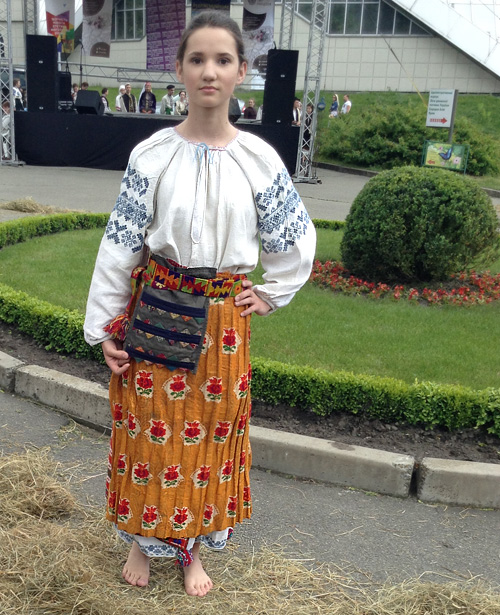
[58,71,73,111]
[75,90,104,115]
[26,35,58,113]
[262,49,299,125]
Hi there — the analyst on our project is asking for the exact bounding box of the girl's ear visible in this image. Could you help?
[236,61,247,86]
[175,60,184,83]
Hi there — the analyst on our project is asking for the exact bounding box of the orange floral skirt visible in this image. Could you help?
[105,295,252,540]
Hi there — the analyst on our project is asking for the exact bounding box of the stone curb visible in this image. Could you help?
[1,350,498,508]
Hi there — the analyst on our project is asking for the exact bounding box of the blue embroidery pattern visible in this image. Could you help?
[255,168,311,254]
[105,165,152,253]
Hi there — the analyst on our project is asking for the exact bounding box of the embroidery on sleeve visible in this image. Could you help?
[255,168,311,254]
[105,164,153,253]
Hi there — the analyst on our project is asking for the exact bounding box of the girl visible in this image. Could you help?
[84,10,316,597]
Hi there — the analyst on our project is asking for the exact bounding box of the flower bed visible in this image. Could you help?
[311,260,500,306]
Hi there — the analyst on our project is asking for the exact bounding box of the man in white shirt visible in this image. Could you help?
[115,85,126,112]
[341,94,352,114]
[160,84,176,115]
[292,98,301,125]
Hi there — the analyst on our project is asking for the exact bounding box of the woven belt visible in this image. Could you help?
[142,258,245,298]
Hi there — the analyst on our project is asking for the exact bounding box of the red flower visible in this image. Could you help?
[185,422,201,439]
[117,456,126,470]
[150,420,166,438]
[170,375,186,392]
[117,499,130,516]
[113,404,123,421]
[214,422,231,438]
[134,463,149,479]
[222,460,234,476]
[128,415,136,430]
[223,331,236,346]
[197,466,210,482]
[227,496,237,512]
[239,376,248,393]
[174,508,189,524]
[142,506,158,524]
[136,371,153,389]
[237,415,247,431]
[204,507,214,521]
[108,491,117,509]
[207,377,223,395]
[240,451,246,466]
[164,465,180,481]
[243,486,251,501]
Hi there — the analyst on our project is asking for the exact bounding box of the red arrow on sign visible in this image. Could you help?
[429,118,448,124]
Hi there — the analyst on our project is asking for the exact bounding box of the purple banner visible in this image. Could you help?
[146,0,186,71]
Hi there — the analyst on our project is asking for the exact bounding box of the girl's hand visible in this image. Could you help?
[102,339,130,375]
[235,279,272,317]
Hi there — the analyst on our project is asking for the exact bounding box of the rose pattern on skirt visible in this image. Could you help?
[163,373,191,401]
[239,450,246,473]
[222,327,242,354]
[213,420,232,444]
[159,464,184,488]
[144,418,172,445]
[243,486,251,508]
[233,373,249,400]
[200,376,224,403]
[113,402,124,428]
[180,420,207,445]
[236,413,247,436]
[142,504,161,530]
[108,490,117,515]
[209,296,225,306]
[226,495,238,518]
[170,506,194,532]
[135,370,153,397]
[117,498,132,523]
[201,332,213,355]
[117,453,127,475]
[122,370,129,389]
[202,503,219,527]
[217,459,234,483]
[127,412,141,439]
[132,462,152,486]
[191,464,211,488]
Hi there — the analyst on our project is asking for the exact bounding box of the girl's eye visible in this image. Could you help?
[219,58,230,65]
[190,57,202,64]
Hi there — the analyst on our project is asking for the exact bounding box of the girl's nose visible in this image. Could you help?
[202,60,217,80]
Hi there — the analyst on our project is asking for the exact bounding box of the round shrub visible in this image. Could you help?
[340,166,500,282]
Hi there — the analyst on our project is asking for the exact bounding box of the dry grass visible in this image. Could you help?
[1,451,499,615]
[0,197,81,214]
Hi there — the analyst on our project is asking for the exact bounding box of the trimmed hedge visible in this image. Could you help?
[1,214,499,437]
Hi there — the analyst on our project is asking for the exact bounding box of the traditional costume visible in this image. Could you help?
[84,127,316,565]
[139,83,156,114]
[120,92,137,114]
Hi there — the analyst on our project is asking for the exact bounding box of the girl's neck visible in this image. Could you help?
[176,107,237,147]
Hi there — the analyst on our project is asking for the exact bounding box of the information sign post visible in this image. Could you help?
[425,89,458,143]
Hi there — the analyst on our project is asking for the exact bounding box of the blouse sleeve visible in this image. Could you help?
[83,157,156,345]
[251,158,316,312]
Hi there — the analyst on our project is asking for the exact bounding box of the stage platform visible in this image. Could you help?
[14,112,300,174]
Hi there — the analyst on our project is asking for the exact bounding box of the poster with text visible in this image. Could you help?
[46,0,75,54]
[422,141,469,173]
[82,0,113,58]
[147,0,186,71]
[243,0,275,76]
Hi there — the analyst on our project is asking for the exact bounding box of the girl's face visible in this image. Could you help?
[176,27,247,112]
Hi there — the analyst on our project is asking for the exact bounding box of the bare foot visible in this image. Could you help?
[122,541,150,587]
[183,542,213,596]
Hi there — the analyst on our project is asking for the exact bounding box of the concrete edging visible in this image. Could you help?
[1,350,498,508]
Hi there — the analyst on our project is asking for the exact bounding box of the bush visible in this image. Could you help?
[317,102,500,176]
[341,166,500,282]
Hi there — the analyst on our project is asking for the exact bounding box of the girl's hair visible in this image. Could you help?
[177,10,246,66]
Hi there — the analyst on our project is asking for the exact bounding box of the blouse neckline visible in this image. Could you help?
[174,126,240,151]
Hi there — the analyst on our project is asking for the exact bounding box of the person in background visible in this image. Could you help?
[175,89,188,115]
[329,93,338,118]
[341,94,351,114]
[81,82,89,90]
[160,84,176,114]
[1,99,11,159]
[243,97,256,119]
[292,97,301,125]
[115,85,126,112]
[13,79,23,111]
[139,82,156,114]
[120,83,138,114]
[71,83,79,103]
[101,87,110,112]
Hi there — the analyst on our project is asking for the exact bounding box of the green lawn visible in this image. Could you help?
[0,227,499,391]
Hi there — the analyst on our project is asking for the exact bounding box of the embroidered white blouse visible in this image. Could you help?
[84,127,316,345]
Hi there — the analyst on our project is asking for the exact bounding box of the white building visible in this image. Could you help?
[5,0,500,93]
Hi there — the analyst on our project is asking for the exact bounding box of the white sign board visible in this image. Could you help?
[426,89,457,128]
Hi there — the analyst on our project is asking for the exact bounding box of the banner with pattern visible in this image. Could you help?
[46,0,75,54]
[146,0,186,71]
[242,0,275,76]
[82,0,113,58]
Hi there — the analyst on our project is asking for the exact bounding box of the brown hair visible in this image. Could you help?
[176,10,246,66]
